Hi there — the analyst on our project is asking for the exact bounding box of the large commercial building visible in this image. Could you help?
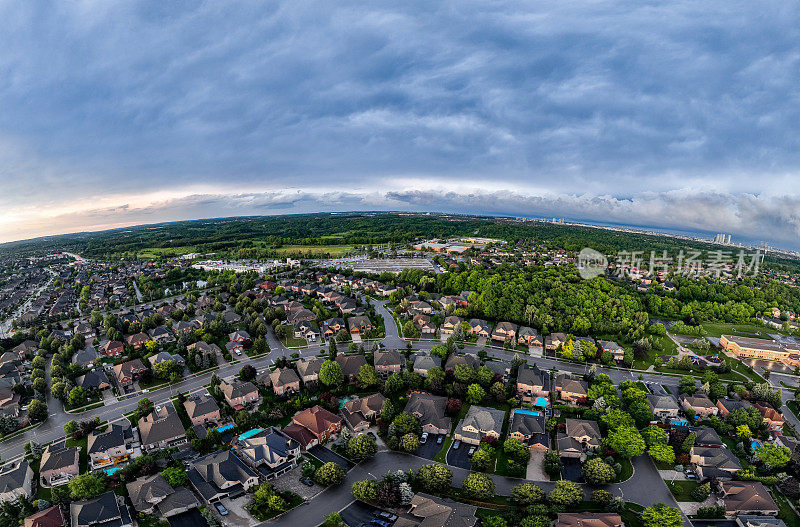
[720,334,800,367]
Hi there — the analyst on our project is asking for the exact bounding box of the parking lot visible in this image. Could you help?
[308,445,354,470]
[340,500,395,527]
[445,440,476,470]
[414,433,445,460]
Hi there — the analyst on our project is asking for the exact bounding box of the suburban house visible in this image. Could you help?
[87,421,137,470]
[76,370,111,392]
[373,350,406,377]
[484,361,511,383]
[716,398,752,418]
[126,332,150,350]
[413,353,442,377]
[219,379,261,410]
[113,359,147,386]
[183,393,221,426]
[0,386,20,418]
[517,326,543,347]
[236,427,301,480]
[545,332,568,351]
[405,392,452,435]
[335,354,367,383]
[72,346,99,368]
[296,357,323,386]
[138,404,187,452]
[691,446,742,480]
[554,373,589,404]
[347,315,373,334]
[126,474,199,518]
[293,320,320,341]
[188,341,221,361]
[23,506,65,527]
[598,340,626,362]
[405,494,477,527]
[341,393,386,431]
[440,316,463,336]
[680,394,719,418]
[147,351,186,369]
[98,340,124,357]
[413,314,437,336]
[467,319,491,338]
[444,353,480,373]
[228,330,251,344]
[38,442,80,487]
[508,411,548,451]
[454,405,505,445]
[269,367,301,396]
[516,364,551,403]
[12,340,38,359]
[565,418,602,450]
[321,317,346,338]
[0,460,33,503]
[148,326,175,345]
[282,405,343,449]
[188,451,260,503]
[720,482,779,517]
[70,492,132,527]
[691,426,724,448]
[753,403,786,431]
[647,394,680,420]
[556,513,623,527]
[491,321,518,344]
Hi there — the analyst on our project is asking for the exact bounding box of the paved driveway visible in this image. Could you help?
[446,441,474,469]
[526,450,548,481]
[308,445,354,470]
[561,458,583,482]
[340,500,391,527]
[415,434,445,460]
[168,508,208,527]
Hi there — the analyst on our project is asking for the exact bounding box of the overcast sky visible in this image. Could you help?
[0,1,799,248]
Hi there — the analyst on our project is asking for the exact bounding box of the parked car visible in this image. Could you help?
[468,446,476,456]
[377,512,398,522]
[370,520,390,527]
[300,476,314,486]
[453,440,461,449]
[420,432,428,444]
[437,435,443,444]
[215,504,228,516]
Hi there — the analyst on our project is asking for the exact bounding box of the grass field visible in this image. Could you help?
[138,246,197,258]
[666,480,700,501]
[701,322,775,338]
[273,244,356,256]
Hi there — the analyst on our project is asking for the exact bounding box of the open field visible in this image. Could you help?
[273,244,357,255]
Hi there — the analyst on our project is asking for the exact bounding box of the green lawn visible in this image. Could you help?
[666,480,701,501]
[775,491,800,527]
[281,335,308,348]
[434,437,452,463]
[701,322,775,339]
[274,244,356,256]
[614,457,634,482]
[66,436,89,472]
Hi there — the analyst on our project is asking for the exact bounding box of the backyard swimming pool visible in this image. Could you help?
[514,409,542,417]
[216,423,235,433]
[238,428,264,440]
[103,466,122,476]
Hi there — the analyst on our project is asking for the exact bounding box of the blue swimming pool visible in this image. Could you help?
[238,428,264,440]
[751,440,762,449]
[671,418,689,427]
[217,423,235,433]
[515,409,542,417]
[103,466,122,476]
[534,397,549,407]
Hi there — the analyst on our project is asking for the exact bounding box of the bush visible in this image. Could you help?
[691,482,711,502]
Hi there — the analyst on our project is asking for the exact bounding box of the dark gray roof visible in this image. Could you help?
[88,422,133,455]
[40,444,79,473]
[517,365,550,388]
[76,370,110,390]
[189,451,258,501]
[126,474,172,512]
[0,460,31,494]
[183,393,220,420]
[70,491,129,527]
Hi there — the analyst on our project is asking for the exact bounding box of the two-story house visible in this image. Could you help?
[219,379,261,410]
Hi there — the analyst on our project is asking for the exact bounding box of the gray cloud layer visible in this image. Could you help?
[0,1,798,245]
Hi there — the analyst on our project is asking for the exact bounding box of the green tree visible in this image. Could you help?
[605,426,646,459]
[357,364,380,388]
[68,473,105,500]
[385,372,405,394]
[482,517,507,527]
[320,360,344,387]
[582,457,616,484]
[642,504,683,527]
[416,464,453,494]
[63,420,78,438]
[510,483,544,506]
[323,513,345,527]
[352,479,378,502]
[548,480,583,506]
[691,482,711,502]
[454,364,475,384]
[466,383,486,404]
[641,425,668,447]
[161,467,187,487]
[503,438,531,464]
[461,472,495,500]
[400,433,420,453]
[267,494,287,513]
[755,444,791,469]
[315,462,346,486]
[648,443,676,465]
[391,413,420,437]
[471,446,493,472]
[476,366,494,387]
[348,434,378,462]
[68,386,87,408]
[51,381,66,400]
[601,409,635,430]
[681,432,696,453]
[27,399,48,422]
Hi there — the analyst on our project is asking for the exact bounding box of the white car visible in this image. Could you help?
[468,446,476,456]
[420,432,428,444]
